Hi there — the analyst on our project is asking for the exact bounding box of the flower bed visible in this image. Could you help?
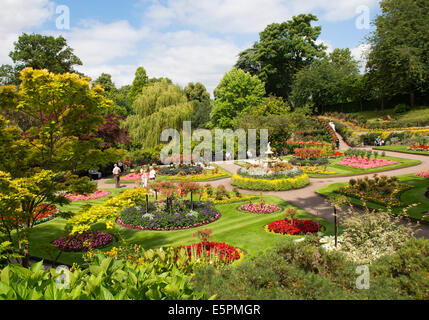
[415,170,429,178]
[337,156,399,169]
[117,201,221,231]
[121,173,143,181]
[336,175,411,207]
[239,202,281,214]
[300,166,336,175]
[6,204,60,226]
[231,172,309,191]
[158,164,203,176]
[53,231,114,252]
[265,218,320,235]
[408,145,429,152]
[65,190,111,201]
[200,185,257,204]
[181,241,241,264]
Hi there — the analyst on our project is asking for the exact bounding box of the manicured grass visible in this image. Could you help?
[373,145,429,156]
[350,106,429,124]
[28,194,335,266]
[316,174,429,222]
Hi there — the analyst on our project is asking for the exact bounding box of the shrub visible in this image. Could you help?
[231,173,309,191]
[394,103,411,114]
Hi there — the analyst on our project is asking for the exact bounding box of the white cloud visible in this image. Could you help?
[77,64,137,87]
[351,43,371,72]
[67,20,150,65]
[0,0,54,64]
[140,31,242,94]
[142,0,380,33]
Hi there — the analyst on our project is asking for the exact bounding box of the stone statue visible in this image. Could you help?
[266,142,272,154]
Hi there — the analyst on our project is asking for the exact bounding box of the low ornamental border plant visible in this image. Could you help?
[180,241,242,265]
[238,202,281,214]
[231,172,309,191]
[408,145,429,151]
[52,231,114,252]
[415,170,429,178]
[265,218,320,235]
[65,190,111,201]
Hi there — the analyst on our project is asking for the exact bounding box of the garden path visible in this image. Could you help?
[95,132,429,238]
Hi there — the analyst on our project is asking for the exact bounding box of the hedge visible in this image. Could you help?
[231,173,310,191]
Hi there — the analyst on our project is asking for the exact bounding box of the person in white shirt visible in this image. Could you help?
[140,167,148,188]
[329,121,336,132]
[112,164,121,188]
[149,167,156,180]
[247,150,253,159]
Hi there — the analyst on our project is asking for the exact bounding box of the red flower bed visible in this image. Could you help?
[2,204,59,226]
[267,218,320,235]
[181,241,241,264]
[409,145,429,151]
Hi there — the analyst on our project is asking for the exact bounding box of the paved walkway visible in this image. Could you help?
[96,133,429,238]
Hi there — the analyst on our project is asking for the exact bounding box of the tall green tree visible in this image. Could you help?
[129,67,149,102]
[93,73,115,93]
[9,33,82,74]
[291,48,360,113]
[236,14,326,99]
[125,79,193,148]
[367,0,429,107]
[210,68,265,129]
[184,82,212,128]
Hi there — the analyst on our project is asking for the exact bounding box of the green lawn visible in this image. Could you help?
[28,193,335,266]
[236,156,421,178]
[373,145,429,156]
[316,174,429,222]
[349,106,429,124]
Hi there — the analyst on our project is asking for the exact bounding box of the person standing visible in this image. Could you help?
[112,164,121,188]
[140,167,148,188]
[149,166,156,181]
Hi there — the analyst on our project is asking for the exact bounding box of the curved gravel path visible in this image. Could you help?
[96,132,429,238]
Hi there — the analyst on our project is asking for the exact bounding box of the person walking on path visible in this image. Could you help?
[149,166,156,181]
[113,164,121,188]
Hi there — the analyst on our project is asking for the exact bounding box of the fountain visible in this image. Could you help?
[263,142,276,169]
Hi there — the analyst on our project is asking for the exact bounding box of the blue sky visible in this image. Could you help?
[0,0,381,94]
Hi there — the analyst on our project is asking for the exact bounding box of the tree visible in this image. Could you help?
[93,73,115,93]
[291,48,360,113]
[129,67,149,102]
[236,14,326,99]
[367,0,429,107]
[210,68,265,129]
[184,82,210,102]
[0,170,96,267]
[125,79,193,148]
[249,95,291,117]
[184,82,212,128]
[0,116,30,177]
[0,64,18,86]
[92,113,130,148]
[0,68,125,173]
[9,33,82,74]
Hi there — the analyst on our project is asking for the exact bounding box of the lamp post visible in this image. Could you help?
[333,205,338,247]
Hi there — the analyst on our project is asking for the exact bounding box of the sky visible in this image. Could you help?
[0,0,381,94]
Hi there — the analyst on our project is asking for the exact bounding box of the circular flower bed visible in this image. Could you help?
[117,200,221,231]
[121,173,143,181]
[53,231,114,252]
[266,218,320,235]
[65,190,111,201]
[415,170,429,178]
[181,241,241,264]
[239,202,280,214]
[231,172,309,191]
[158,164,203,176]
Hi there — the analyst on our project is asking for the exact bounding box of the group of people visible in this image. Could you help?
[374,136,385,146]
[112,160,157,188]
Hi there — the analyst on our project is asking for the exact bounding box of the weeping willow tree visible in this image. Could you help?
[125,79,193,148]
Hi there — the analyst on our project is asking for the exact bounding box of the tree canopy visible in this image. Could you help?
[235,14,326,100]
[366,0,429,106]
[125,79,193,148]
[210,68,265,129]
